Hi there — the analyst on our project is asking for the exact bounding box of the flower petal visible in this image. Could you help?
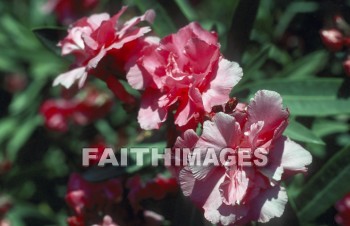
[219,168,249,205]
[202,58,243,112]
[87,13,110,29]
[260,136,312,181]
[245,90,289,144]
[174,87,204,127]
[53,67,87,89]
[118,9,155,38]
[250,185,288,223]
[138,89,168,130]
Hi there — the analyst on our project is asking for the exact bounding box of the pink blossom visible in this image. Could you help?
[92,215,119,226]
[53,7,156,103]
[174,90,312,225]
[127,22,243,130]
[65,173,123,225]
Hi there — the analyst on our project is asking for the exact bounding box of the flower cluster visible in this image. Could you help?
[172,90,312,225]
[320,15,350,77]
[65,173,177,226]
[335,193,350,226]
[52,5,313,226]
[65,173,123,226]
[54,6,156,104]
[127,22,242,130]
[40,86,113,132]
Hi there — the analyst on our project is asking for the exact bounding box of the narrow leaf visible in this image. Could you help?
[276,50,328,79]
[312,119,349,138]
[240,44,271,84]
[7,116,42,161]
[132,0,177,37]
[232,78,350,116]
[284,120,325,145]
[295,145,350,222]
[225,0,260,62]
[32,27,66,56]
[9,78,47,115]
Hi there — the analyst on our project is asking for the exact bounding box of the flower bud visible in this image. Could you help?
[320,29,344,52]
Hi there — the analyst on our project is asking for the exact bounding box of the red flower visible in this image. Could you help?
[53,7,156,103]
[42,0,99,24]
[65,173,123,225]
[127,22,242,130]
[320,29,344,52]
[173,90,312,225]
[126,175,178,211]
[335,193,350,226]
[40,86,113,132]
[87,138,109,166]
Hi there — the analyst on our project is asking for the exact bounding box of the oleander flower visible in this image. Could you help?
[335,193,350,226]
[65,173,123,226]
[40,86,113,132]
[320,29,344,52]
[53,7,156,103]
[92,215,119,226]
[127,22,243,130]
[174,90,312,225]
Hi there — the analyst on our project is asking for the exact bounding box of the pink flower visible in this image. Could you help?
[174,90,312,225]
[127,22,243,130]
[335,193,350,226]
[65,173,123,225]
[53,7,156,103]
[92,215,119,226]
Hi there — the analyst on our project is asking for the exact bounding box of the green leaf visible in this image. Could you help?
[9,78,47,115]
[232,78,350,116]
[225,0,259,62]
[312,119,349,138]
[7,115,42,161]
[0,118,17,146]
[295,145,350,222]
[32,27,66,56]
[275,50,328,79]
[174,0,198,21]
[132,0,177,37]
[241,44,271,84]
[274,2,319,38]
[305,143,326,159]
[284,120,325,145]
[0,14,36,49]
[95,120,117,146]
